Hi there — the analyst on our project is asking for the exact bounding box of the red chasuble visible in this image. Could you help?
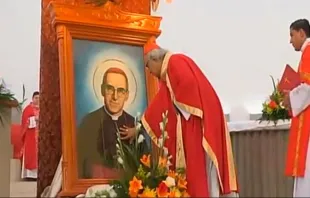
[21,103,39,170]
[142,53,238,196]
[286,42,310,177]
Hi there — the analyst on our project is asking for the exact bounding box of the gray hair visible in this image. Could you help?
[145,48,168,63]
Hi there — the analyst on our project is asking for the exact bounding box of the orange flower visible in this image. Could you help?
[169,188,182,197]
[268,100,277,109]
[168,170,176,179]
[139,187,156,197]
[182,191,190,197]
[158,156,168,167]
[157,181,169,197]
[177,176,187,190]
[140,154,151,168]
[129,176,143,197]
[129,190,138,198]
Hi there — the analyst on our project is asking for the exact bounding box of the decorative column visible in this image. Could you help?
[38,0,62,196]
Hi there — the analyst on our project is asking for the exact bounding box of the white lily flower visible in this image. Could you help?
[136,122,142,131]
[158,137,164,147]
[164,176,175,187]
[108,189,117,198]
[137,134,145,143]
[163,147,169,157]
[167,155,173,168]
[159,122,164,131]
[117,157,123,165]
[163,131,169,139]
[85,185,117,198]
[167,160,172,168]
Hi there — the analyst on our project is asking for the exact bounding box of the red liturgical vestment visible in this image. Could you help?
[286,40,310,177]
[21,103,39,173]
[142,53,238,197]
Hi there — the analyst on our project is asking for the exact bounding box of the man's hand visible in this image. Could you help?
[282,90,291,110]
[119,125,137,140]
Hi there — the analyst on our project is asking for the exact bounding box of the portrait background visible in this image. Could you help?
[73,39,148,125]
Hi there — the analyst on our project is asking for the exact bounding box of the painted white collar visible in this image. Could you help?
[104,106,122,121]
[301,38,310,52]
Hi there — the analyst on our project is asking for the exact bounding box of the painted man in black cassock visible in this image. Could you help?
[77,67,149,179]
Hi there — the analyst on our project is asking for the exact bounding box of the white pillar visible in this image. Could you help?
[0,107,13,197]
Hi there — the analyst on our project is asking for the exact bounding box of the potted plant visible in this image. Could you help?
[0,79,26,125]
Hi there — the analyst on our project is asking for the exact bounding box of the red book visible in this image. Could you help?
[278,64,301,92]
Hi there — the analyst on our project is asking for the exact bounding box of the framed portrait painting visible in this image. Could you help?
[74,40,148,179]
[49,2,161,196]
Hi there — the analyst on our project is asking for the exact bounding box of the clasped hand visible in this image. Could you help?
[282,90,291,110]
[119,125,137,140]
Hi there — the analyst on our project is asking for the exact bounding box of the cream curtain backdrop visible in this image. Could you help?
[1,0,310,121]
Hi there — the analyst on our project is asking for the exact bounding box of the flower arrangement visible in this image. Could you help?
[258,76,291,126]
[0,78,26,124]
[89,111,189,197]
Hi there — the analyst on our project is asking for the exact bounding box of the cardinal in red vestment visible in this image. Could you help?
[140,39,239,197]
[21,91,40,179]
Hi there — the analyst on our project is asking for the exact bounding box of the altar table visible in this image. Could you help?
[228,120,293,197]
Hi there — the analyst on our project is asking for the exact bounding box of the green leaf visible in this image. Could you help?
[0,80,27,126]
[270,75,277,93]
[122,143,140,170]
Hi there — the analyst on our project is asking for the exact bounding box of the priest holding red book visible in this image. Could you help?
[282,19,310,197]
[140,39,239,197]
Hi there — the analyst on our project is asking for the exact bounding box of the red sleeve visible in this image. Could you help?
[22,106,29,126]
[167,54,202,111]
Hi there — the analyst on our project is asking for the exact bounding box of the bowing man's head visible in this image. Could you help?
[101,67,129,115]
[290,19,310,51]
[144,38,168,79]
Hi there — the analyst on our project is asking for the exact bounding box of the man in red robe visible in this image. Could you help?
[140,39,238,197]
[21,91,40,180]
[284,19,310,197]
